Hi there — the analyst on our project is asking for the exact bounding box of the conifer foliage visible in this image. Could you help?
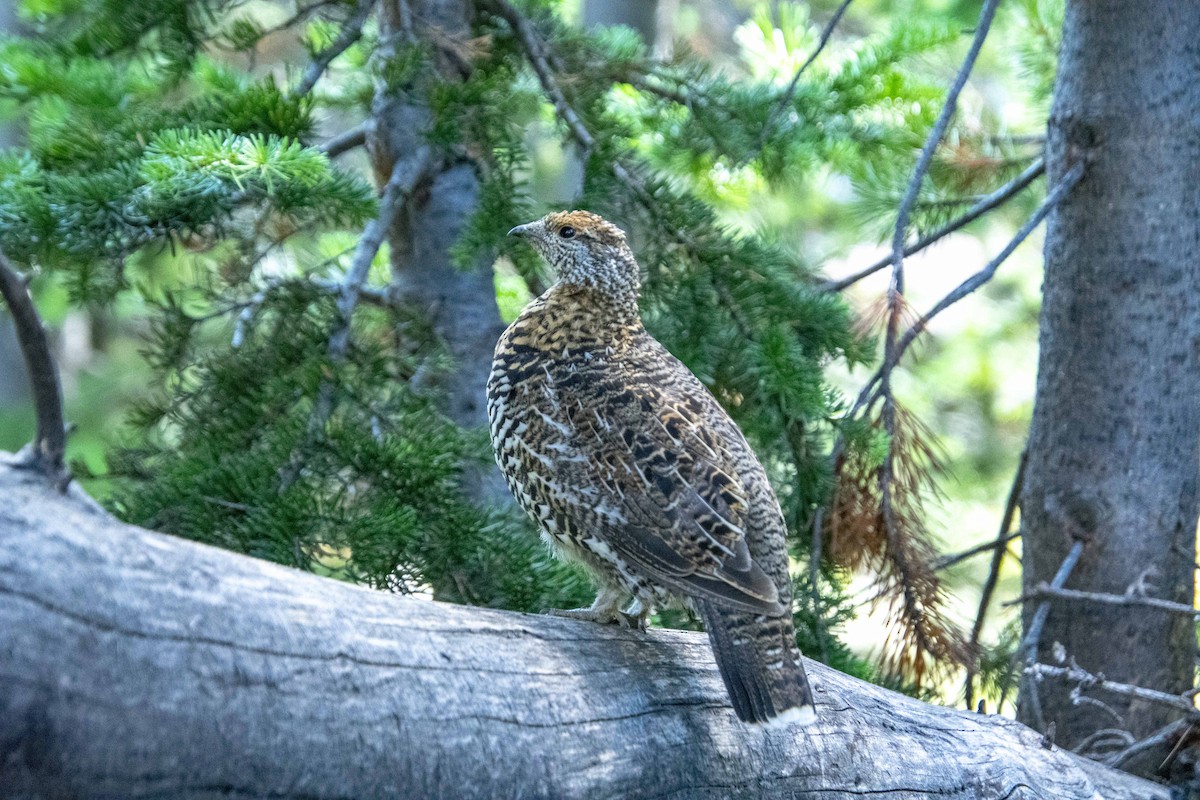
[0,0,1035,685]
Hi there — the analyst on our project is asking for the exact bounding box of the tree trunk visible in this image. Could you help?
[0,455,1167,799]
[370,0,509,506]
[1019,0,1200,749]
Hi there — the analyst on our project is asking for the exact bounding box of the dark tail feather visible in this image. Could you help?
[697,600,816,725]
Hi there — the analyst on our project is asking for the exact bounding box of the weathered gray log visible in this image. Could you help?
[0,454,1167,799]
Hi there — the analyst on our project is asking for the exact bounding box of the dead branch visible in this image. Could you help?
[278,149,433,489]
[293,0,377,97]
[1014,584,1200,619]
[0,251,68,488]
[1016,536,1085,731]
[821,157,1046,293]
[1027,662,1199,719]
[963,448,1027,709]
[320,123,368,158]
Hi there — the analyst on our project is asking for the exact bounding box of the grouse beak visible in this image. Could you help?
[507,222,534,238]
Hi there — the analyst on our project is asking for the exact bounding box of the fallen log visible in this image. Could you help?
[0,454,1166,799]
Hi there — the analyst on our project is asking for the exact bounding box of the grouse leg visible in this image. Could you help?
[547,586,643,629]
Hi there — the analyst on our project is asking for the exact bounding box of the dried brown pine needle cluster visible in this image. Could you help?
[829,404,972,686]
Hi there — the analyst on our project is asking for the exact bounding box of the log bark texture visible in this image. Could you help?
[1020,0,1200,746]
[0,455,1167,800]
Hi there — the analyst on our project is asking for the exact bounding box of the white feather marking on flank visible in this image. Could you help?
[765,705,817,728]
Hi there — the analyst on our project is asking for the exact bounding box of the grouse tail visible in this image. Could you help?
[696,599,816,725]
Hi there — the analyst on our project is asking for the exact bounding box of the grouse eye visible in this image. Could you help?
[558,225,576,239]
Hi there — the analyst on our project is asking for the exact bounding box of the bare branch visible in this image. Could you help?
[963,449,1026,709]
[893,160,1085,361]
[1027,662,1199,719]
[936,529,1020,572]
[490,0,593,151]
[889,0,1003,296]
[254,0,347,41]
[1013,584,1200,619]
[837,158,1084,435]
[0,251,68,488]
[293,0,377,97]
[328,148,431,359]
[821,157,1046,293]
[1018,539,1086,731]
[1106,720,1193,770]
[320,123,368,158]
[1020,541,1086,664]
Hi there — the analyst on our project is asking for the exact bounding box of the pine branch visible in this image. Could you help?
[278,148,433,490]
[293,0,377,97]
[821,157,1046,293]
[0,251,69,489]
[749,0,855,163]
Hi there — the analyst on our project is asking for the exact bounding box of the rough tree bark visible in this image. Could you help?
[0,455,1166,799]
[1019,0,1200,748]
[370,0,509,505]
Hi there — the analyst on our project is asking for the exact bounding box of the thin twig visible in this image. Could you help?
[0,251,69,488]
[492,0,593,150]
[750,0,854,161]
[255,0,346,41]
[821,157,1045,293]
[1011,584,1200,618]
[881,0,1001,437]
[1020,540,1086,664]
[841,158,1084,430]
[893,161,1084,362]
[1017,539,1086,732]
[293,0,377,97]
[490,0,670,227]
[320,123,368,158]
[890,0,1003,291]
[962,449,1026,709]
[936,531,1020,572]
[1026,662,1200,718]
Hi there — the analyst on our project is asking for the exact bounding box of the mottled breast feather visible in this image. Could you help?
[489,213,814,725]
[486,284,786,615]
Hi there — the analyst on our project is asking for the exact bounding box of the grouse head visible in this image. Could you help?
[508,211,640,303]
